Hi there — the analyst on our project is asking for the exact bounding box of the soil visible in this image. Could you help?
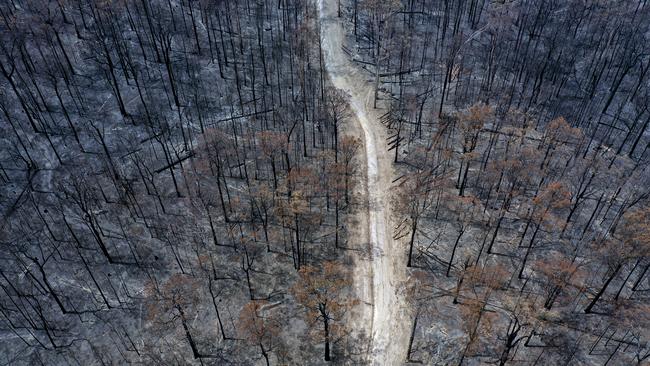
[318,1,410,364]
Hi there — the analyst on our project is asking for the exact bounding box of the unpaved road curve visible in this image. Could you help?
[318,0,409,364]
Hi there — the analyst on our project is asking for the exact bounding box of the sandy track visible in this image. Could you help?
[318,1,409,364]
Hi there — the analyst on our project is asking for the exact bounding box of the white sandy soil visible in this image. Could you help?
[318,1,410,364]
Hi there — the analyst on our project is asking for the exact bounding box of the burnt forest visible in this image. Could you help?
[1,0,650,365]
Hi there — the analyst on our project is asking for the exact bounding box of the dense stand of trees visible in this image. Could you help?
[2,0,650,364]
[0,0,359,364]
[395,107,650,365]
[352,0,650,163]
[345,0,650,364]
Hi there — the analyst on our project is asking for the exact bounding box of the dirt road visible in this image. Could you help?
[318,1,409,364]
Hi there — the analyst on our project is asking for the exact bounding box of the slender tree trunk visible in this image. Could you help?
[177,306,202,359]
[208,280,228,340]
[320,304,331,361]
[447,228,464,277]
[407,312,419,362]
[407,217,419,267]
[584,263,622,313]
[260,343,270,366]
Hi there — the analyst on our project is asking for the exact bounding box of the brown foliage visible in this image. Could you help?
[291,261,356,346]
[257,131,288,158]
[458,103,494,152]
[621,207,650,257]
[238,301,281,348]
[145,274,201,323]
